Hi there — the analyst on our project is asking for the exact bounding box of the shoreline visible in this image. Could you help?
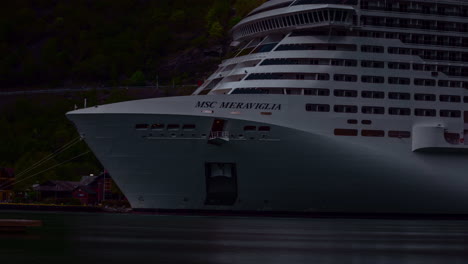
[0,203,116,213]
[3,203,468,220]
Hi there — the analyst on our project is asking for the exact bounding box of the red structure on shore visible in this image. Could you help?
[34,172,115,205]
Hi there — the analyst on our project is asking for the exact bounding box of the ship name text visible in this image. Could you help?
[196,101,281,111]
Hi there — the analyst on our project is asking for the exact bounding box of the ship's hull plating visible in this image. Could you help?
[68,95,468,214]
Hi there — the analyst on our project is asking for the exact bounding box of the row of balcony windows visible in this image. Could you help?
[306,104,462,118]
[361,0,468,18]
[361,15,468,34]
[231,88,468,105]
[261,58,468,77]
[274,43,468,63]
[358,30,468,49]
[244,73,468,89]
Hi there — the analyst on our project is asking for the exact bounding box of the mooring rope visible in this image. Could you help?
[15,136,83,178]
[0,150,91,190]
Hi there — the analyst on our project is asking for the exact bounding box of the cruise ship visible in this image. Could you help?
[67,0,468,215]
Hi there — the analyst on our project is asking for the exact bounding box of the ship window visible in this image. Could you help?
[414,109,436,117]
[361,75,385,83]
[151,124,164,130]
[167,124,180,130]
[362,106,385,115]
[334,89,358,97]
[347,119,358,124]
[334,129,358,136]
[440,110,461,118]
[334,105,358,113]
[464,96,468,103]
[388,131,411,138]
[182,124,196,130]
[306,104,330,112]
[361,60,384,68]
[361,130,385,137]
[304,88,330,96]
[334,74,357,82]
[439,95,461,103]
[286,88,302,95]
[361,45,384,53]
[388,108,411,116]
[388,92,410,100]
[258,126,271,132]
[362,91,384,99]
[244,126,256,131]
[388,77,410,85]
[261,112,272,116]
[414,93,436,101]
[388,62,410,70]
[135,124,149,130]
[414,79,436,86]
[361,120,372,125]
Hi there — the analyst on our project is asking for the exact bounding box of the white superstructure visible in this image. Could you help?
[68,0,468,214]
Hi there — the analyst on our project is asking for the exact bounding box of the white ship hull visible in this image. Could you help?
[68,95,468,214]
[68,0,468,214]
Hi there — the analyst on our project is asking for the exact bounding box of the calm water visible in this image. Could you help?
[1,211,468,264]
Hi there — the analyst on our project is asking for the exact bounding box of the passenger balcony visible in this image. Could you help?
[208,131,230,146]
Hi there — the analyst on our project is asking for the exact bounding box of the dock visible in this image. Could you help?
[0,219,42,232]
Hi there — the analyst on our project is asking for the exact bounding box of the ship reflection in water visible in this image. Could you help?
[1,212,468,264]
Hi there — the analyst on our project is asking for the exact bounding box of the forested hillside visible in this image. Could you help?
[0,0,265,191]
[0,0,265,89]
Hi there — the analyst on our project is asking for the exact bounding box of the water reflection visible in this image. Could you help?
[1,211,468,263]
